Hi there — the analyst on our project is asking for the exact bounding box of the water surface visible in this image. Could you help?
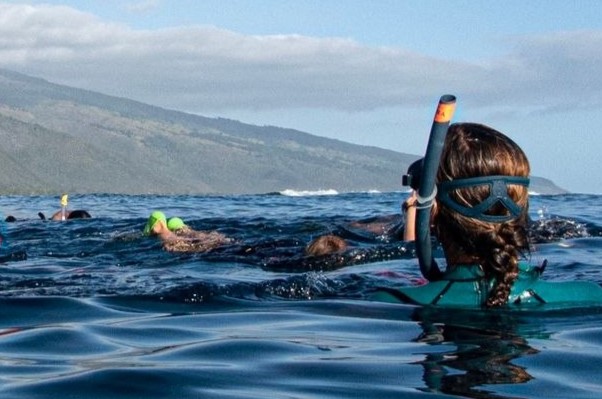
[0,192,601,398]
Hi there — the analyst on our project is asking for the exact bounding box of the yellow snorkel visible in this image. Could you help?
[60,194,68,221]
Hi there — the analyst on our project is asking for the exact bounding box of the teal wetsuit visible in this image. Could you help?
[374,263,602,308]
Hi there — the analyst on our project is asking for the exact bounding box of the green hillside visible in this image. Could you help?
[0,68,566,195]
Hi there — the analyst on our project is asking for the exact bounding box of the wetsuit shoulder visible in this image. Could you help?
[374,262,602,308]
[372,265,489,307]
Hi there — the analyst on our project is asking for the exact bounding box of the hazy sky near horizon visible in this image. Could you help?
[1,1,601,193]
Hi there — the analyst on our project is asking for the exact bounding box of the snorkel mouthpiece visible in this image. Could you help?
[415,95,456,281]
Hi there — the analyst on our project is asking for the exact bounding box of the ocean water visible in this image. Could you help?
[0,191,601,398]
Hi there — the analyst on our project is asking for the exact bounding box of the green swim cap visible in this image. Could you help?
[143,211,166,235]
[167,217,186,231]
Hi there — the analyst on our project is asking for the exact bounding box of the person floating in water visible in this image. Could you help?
[304,234,348,256]
[374,102,602,307]
[262,233,414,273]
[143,211,232,253]
[260,181,420,272]
[44,209,92,221]
[38,194,91,221]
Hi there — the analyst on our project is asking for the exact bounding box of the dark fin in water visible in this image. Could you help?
[38,212,46,220]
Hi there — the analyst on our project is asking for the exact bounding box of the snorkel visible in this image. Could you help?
[60,194,68,221]
[414,95,456,281]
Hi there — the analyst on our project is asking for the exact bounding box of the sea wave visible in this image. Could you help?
[279,189,339,196]
[278,189,388,196]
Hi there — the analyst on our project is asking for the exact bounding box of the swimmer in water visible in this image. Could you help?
[344,159,421,242]
[50,209,91,220]
[37,209,92,220]
[305,235,348,256]
[143,211,232,253]
[376,120,602,307]
[262,176,420,272]
[38,195,91,221]
[432,123,532,306]
[261,230,414,272]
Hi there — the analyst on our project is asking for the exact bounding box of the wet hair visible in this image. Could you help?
[433,123,530,307]
[67,210,91,219]
[305,235,348,257]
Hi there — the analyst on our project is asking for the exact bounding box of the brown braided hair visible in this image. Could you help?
[433,123,530,307]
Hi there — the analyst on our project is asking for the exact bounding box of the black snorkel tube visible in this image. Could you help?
[415,95,456,281]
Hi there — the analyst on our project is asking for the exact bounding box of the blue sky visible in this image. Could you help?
[2,0,602,193]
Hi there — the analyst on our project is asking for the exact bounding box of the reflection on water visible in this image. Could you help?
[412,308,545,398]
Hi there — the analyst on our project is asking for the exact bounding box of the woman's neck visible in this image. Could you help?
[443,242,480,267]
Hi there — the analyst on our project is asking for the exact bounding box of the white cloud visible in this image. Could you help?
[125,0,160,14]
[0,3,601,116]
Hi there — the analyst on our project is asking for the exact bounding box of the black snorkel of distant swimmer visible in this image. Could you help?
[411,95,457,281]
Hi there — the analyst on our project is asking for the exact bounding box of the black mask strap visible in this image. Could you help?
[437,175,529,223]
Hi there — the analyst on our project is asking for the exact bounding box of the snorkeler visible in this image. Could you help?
[305,235,348,256]
[49,209,91,220]
[38,210,92,221]
[262,170,421,272]
[341,159,421,243]
[374,96,602,307]
[143,211,233,253]
[262,231,415,273]
[38,194,91,221]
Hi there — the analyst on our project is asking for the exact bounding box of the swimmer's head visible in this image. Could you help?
[143,211,166,236]
[305,235,348,256]
[433,122,530,307]
[67,210,91,219]
[167,217,186,231]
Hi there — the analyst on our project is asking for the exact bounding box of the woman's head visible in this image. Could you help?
[433,123,530,306]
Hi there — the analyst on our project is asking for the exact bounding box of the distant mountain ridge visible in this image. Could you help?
[0,68,566,195]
